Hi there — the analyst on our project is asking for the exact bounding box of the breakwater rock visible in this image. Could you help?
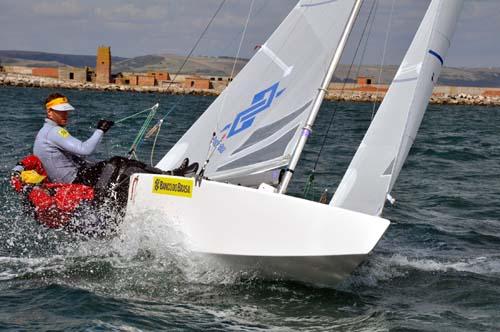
[1,73,499,106]
[0,73,218,97]
[325,90,500,106]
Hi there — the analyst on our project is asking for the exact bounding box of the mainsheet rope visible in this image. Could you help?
[127,104,159,159]
[104,103,159,160]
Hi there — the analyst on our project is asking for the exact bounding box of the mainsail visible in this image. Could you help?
[157,0,360,185]
[331,0,464,216]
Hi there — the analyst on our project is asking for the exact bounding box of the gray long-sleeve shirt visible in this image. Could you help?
[33,119,103,183]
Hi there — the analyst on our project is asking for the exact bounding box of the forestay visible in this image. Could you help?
[157,0,359,185]
[331,0,464,216]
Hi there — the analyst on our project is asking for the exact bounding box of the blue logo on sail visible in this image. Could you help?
[222,82,285,139]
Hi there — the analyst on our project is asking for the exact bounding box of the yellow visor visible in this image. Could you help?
[46,97,75,111]
[20,170,46,184]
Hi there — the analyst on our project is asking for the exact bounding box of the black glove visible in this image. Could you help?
[171,158,189,176]
[97,119,114,133]
[171,158,199,177]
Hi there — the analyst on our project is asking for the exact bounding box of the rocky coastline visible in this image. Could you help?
[326,90,500,106]
[2,73,499,106]
[0,73,218,97]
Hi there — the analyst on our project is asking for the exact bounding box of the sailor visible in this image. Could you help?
[34,92,197,188]
[33,92,113,184]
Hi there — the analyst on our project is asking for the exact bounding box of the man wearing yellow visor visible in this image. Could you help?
[33,92,114,183]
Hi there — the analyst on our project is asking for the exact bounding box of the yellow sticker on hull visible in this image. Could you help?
[152,176,194,198]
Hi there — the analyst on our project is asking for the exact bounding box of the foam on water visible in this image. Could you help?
[0,256,66,281]
[343,251,500,289]
[384,254,500,274]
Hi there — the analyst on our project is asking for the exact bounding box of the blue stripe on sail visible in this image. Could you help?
[428,49,444,65]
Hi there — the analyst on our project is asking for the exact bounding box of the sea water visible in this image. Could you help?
[0,86,499,331]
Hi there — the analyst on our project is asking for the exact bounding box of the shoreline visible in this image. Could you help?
[2,73,500,106]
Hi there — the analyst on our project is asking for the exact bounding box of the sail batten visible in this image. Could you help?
[331,0,464,216]
[156,0,360,186]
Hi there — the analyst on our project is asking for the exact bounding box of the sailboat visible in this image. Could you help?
[125,0,463,287]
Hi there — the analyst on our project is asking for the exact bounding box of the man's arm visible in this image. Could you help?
[48,127,103,156]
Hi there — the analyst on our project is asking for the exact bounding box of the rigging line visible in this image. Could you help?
[195,132,217,185]
[115,105,157,124]
[310,0,378,172]
[127,105,158,158]
[352,0,379,90]
[153,0,227,120]
[163,0,226,95]
[370,0,395,120]
[197,0,256,175]
[147,0,226,164]
[112,103,157,158]
[214,0,255,136]
[149,119,163,166]
[229,0,255,80]
[204,134,219,171]
[148,105,177,165]
[215,1,270,59]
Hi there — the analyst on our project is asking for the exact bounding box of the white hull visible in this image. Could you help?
[125,174,390,287]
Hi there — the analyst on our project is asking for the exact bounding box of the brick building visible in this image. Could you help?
[136,75,154,86]
[59,66,92,82]
[357,76,372,85]
[115,71,170,86]
[96,46,111,84]
[32,67,59,78]
[183,76,212,89]
[114,73,137,85]
[208,75,232,82]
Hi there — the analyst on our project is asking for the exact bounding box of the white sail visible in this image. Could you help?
[157,0,359,184]
[331,0,464,216]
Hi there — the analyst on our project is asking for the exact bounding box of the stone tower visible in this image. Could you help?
[96,46,111,84]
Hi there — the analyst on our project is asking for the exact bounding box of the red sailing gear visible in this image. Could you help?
[10,155,95,228]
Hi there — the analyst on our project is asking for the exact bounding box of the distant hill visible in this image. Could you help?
[112,53,247,77]
[434,67,500,87]
[2,50,499,87]
[0,50,127,68]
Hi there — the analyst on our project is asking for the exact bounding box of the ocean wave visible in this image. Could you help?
[0,255,66,281]
[345,253,500,288]
[384,254,500,274]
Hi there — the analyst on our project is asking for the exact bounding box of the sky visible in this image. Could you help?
[0,0,499,68]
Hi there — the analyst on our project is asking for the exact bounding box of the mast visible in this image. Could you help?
[277,0,363,194]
